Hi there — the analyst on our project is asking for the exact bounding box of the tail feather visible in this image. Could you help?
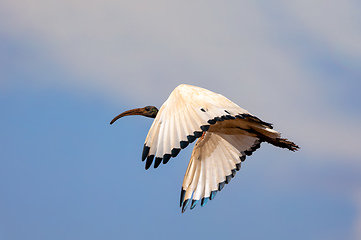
[250,127,300,151]
[266,137,299,151]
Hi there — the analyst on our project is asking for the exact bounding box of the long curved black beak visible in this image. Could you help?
[110,108,145,125]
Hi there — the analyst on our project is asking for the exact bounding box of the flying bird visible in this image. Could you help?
[110,84,299,212]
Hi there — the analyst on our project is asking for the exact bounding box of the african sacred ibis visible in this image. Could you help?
[110,84,299,212]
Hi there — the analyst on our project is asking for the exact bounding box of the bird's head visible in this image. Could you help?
[110,106,158,125]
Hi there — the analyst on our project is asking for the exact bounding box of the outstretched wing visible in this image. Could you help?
[141,84,251,169]
[180,132,262,212]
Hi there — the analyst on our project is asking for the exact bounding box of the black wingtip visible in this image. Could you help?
[182,199,190,213]
[201,197,209,207]
[145,155,154,170]
[194,131,202,138]
[236,162,242,171]
[180,188,186,207]
[231,169,236,178]
[207,119,216,124]
[187,135,196,143]
[171,148,181,157]
[163,154,171,164]
[142,145,150,161]
[190,200,198,210]
[200,125,210,131]
[154,157,162,168]
[180,141,189,149]
[244,150,253,156]
[218,181,225,191]
[210,190,217,200]
[225,174,232,184]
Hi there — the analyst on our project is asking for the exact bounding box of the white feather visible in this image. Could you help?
[130,84,298,211]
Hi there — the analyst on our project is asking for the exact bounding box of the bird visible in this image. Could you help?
[110,84,299,212]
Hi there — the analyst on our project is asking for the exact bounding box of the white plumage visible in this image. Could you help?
[111,84,299,212]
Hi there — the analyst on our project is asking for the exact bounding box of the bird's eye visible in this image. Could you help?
[145,107,150,111]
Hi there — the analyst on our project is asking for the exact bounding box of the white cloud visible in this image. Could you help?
[280,0,361,57]
[1,0,361,159]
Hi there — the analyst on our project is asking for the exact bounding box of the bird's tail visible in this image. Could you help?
[240,114,299,151]
[250,126,299,151]
[261,134,299,151]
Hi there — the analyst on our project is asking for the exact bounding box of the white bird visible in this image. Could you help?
[110,84,299,212]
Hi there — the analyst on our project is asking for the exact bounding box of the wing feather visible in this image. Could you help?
[143,84,250,168]
[147,124,159,157]
[162,119,171,156]
[155,121,166,158]
[192,158,206,200]
[178,111,190,147]
[183,158,201,210]
[180,131,263,212]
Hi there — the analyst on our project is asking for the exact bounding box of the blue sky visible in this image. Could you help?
[1,1,361,239]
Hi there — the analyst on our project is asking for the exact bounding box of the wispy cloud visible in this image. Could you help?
[1,0,360,159]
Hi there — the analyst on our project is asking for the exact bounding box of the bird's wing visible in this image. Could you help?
[180,132,262,212]
[142,84,255,169]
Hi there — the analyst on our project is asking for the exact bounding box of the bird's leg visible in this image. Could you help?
[201,131,206,140]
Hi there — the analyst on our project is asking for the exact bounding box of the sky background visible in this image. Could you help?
[1,1,361,239]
